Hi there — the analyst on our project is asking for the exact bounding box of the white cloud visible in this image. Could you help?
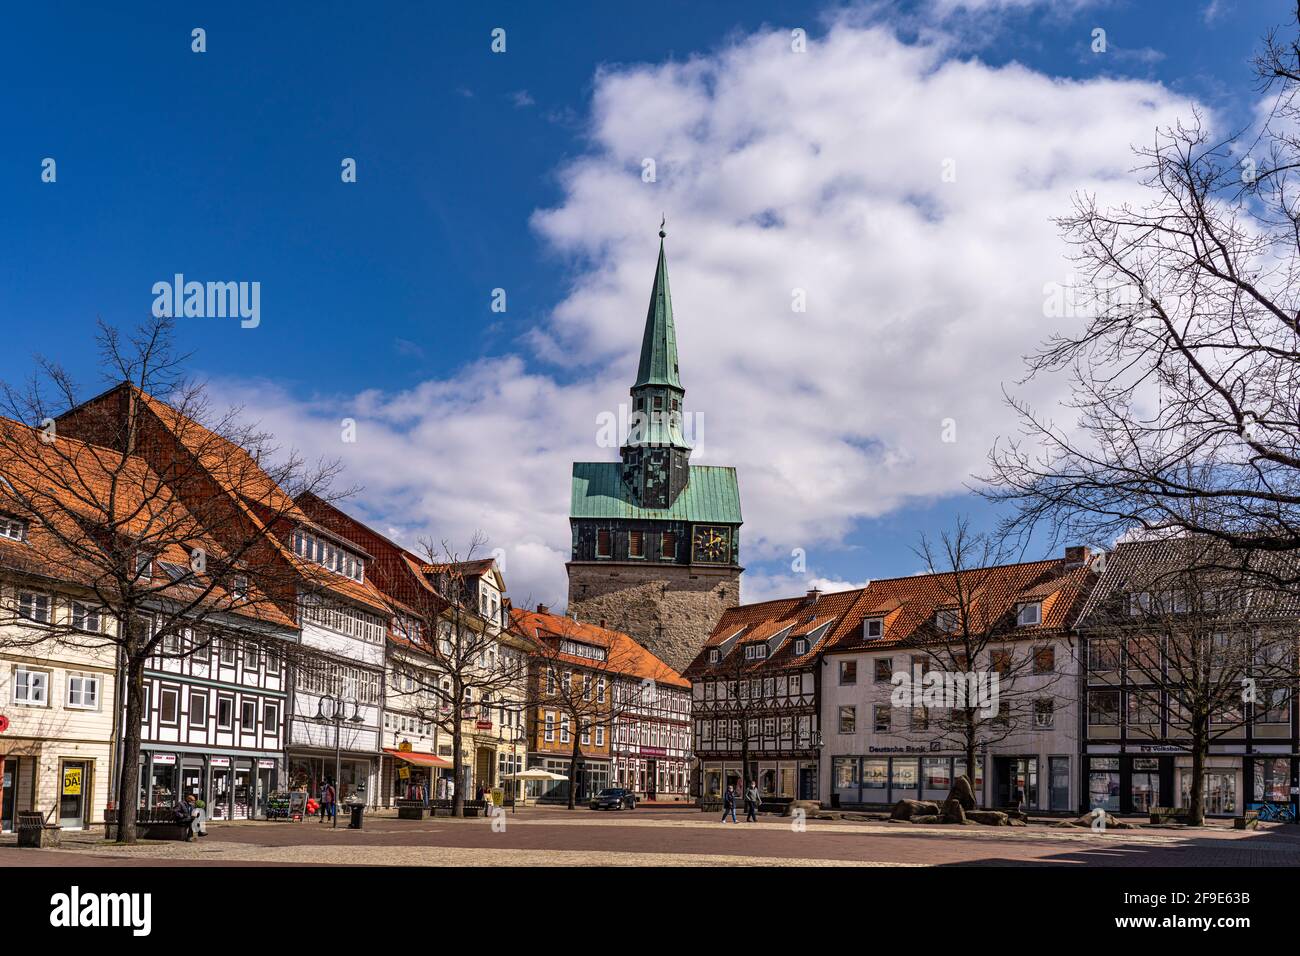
[222,15,1199,613]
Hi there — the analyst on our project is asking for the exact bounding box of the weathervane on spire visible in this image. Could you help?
[659,214,666,239]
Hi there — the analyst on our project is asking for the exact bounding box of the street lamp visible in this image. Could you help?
[317,694,363,829]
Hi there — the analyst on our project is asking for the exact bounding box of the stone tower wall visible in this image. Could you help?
[566,562,740,674]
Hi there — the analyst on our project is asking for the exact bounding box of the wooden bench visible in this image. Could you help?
[104,808,192,841]
[1149,806,1191,824]
[395,799,428,820]
[1233,810,1260,830]
[431,798,488,817]
[699,798,723,813]
[17,811,61,848]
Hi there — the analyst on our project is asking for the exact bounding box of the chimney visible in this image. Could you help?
[1064,546,1090,569]
[806,587,822,603]
[536,603,550,615]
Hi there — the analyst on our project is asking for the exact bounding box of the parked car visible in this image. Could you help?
[589,787,637,810]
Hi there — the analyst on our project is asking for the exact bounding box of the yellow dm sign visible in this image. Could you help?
[62,766,83,796]
[397,766,410,780]
[397,741,412,753]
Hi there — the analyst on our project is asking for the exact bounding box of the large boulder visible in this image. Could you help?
[966,809,1010,826]
[890,799,939,821]
[941,798,967,825]
[785,800,822,818]
[947,775,977,810]
[912,814,941,824]
[1055,810,1134,830]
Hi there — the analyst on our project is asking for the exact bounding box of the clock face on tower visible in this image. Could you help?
[692,525,731,564]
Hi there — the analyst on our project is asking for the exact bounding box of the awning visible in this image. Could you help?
[383,747,452,768]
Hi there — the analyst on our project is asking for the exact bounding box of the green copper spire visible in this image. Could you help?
[634,224,682,390]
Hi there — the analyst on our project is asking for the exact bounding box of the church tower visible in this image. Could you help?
[567,226,742,673]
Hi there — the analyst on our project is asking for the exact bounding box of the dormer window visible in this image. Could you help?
[135,552,154,581]
[863,618,884,639]
[708,648,721,664]
[744,644,768,660]
[794,638,808,656]
[1016,602,1041,627]
[0,516,26,541]
[934,608,959,633]
[292,529,364,583]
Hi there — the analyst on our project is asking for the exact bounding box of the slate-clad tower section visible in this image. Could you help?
[567,228,743,673]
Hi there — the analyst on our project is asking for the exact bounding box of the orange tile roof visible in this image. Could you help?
[509,608,689,688]
[684,558,1097,678]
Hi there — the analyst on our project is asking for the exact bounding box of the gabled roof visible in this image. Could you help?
[510,608,689,688]
[570,462,741,523]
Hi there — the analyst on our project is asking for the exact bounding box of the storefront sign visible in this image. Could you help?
[475,720,492,730]
[62,766,83,796]
[640,747,667,757]
[398,740,413,752]
[151,753,177,764]
[209,756,230,768]
[1135,745,1186,754]
[397,766,410,781]
[868,746,932,754]
[258,759,276,769]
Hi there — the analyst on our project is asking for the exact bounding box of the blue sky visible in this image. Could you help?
[0,0,1287,606]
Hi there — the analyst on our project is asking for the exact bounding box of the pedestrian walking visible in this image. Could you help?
[320,781,336,823]
[744,781,761,822]
[721,785,738,823]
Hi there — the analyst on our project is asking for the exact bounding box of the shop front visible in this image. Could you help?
[140,747,281,820]
[1085,747,1296,818]
[381,747,451,803]
[701,759,820,801]
[286,750,377,807]
[830,752,986,808]
[526,755,609,803]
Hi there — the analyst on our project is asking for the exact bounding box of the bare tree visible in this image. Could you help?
[898,522,1072,801]
[511,611,676,809]
[984,5,1300,600]
[1078,534,1296,825]
[384,536,528,817]
[0,317,337,843]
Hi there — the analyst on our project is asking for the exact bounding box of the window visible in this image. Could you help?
[629,531,644,558]
[595,725,605,747]
[135,552,153,580]
[241,700,257,731]
[1016,602,1041,626]
[217,697,233,729]
[873,705,891,733]
[1088,690,1120,725]
[596,530,612,558]
[744,643,768,660]
[66,674,100,709]
[17,591,50,624]
[71,601,102,633]
[660,531,676,560]
[1127,690,1160,727]
[245,642,260,669]
[839,660,857,685]
[560,717,571,744]
[708,648,721,664]
[219,639,236,666]
[1032,646,1055,674]
[838,706,856,734]
[990,649,1012,676]
[1034,698,1054,729]
[264,702,279,732]
[231,575,249,600]
[0,515,26,541]
[597,677,606,703]
[934,608,958,632]
[793,638,808,656]
[863,618,883,639]
[545,669,556,695]
[874,658,893,683]
[581,721,591,745]
[160,687,179,724]
[13,666,49,705]
[1088,640,1119,672]
[1256,686,1291,725]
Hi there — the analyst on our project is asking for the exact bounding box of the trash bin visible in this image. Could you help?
[347,801,365,829]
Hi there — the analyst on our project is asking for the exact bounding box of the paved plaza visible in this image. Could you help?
[3,807,1298,867]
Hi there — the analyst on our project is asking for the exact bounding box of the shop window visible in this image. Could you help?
[863,758,888,794]
[923,756,951,791]
[1254,757,1291,801]
[1088,757,1120,811]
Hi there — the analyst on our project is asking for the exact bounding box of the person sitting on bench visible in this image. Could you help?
[185,794,207,838]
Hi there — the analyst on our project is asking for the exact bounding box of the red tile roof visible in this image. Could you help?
[509,608,689,688]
